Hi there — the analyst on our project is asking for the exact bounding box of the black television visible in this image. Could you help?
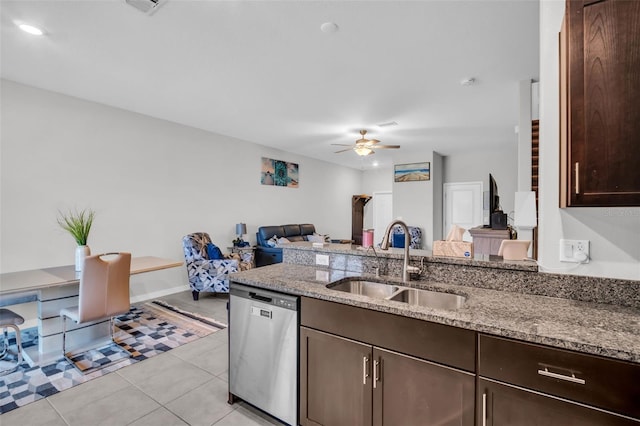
[489,174,508,229]
[489,173,500,213]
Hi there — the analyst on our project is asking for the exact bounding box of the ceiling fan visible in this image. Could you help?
[332,130,401,156]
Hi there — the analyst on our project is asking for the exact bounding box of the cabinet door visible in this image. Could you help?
[373,347,475,426]
[478,378,638,426]
[565,0,640,206]
[300,327,373,426]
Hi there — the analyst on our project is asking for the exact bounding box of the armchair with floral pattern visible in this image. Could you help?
[391,225,422,249]
[182,232,243,300]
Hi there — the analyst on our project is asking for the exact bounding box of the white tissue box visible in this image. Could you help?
[432,241,474,258]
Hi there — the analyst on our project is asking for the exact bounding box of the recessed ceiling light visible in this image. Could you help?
[372,161,379,167]
[320,22,339,33]
[460,77,476,86]
[18,23,44,36]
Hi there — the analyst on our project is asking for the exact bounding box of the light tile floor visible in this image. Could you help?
[0,291,284,426]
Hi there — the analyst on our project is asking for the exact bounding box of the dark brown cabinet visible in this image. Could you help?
[478,379,638,426]
[299,297,640,425]
[373,347,474,426]
[561,0,640,206]
[478,334,640,425]
[300,327,372,426]
[300,327,475,426]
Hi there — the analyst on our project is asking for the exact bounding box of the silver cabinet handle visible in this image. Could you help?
[373,359,379,389]
[482,393,487,426]
[574,162,580,194]
[362,357,369,385]
[538,368,586,385]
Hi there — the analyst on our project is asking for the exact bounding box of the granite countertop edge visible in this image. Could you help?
[230,263,640,364]
[284,242,539,272]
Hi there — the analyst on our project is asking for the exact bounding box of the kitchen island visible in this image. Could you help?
[229,243,640,425]
[231,243,639,362]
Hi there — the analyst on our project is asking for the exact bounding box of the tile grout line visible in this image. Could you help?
[44,397,71,426]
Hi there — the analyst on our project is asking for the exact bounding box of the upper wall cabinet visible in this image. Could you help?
[560,0,640,207]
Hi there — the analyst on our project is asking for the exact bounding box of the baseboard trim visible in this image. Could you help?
[130,285,187,304]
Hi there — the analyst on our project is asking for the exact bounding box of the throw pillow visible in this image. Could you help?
[206,242,224,260]
[266,235,279,248]
[307,233,326,243]
[277,237,291,245]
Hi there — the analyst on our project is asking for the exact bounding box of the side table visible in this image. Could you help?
[227,246,256,269]
[468,226,514,256]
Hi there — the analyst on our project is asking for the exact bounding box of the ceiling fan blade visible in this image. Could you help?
[375,145,401,149]
[334,148,354,153]
[367,139,380,145]
[331,143,354,146]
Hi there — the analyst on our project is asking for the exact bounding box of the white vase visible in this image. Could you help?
[75,245,91,272]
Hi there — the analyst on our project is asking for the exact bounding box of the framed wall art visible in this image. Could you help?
[261,157,299,188]
[394,162,430,182]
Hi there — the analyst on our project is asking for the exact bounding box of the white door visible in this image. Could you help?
[443,182,483,242]
[372,191,392,246]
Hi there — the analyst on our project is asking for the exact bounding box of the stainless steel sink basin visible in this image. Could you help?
[328,280,400,299]
[327,277,466,310]
[388,288,466,310]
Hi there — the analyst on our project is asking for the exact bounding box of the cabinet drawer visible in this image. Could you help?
[478,334,640,419]
[301,297,476,371]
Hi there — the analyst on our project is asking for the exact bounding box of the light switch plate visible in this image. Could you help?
[559,239,590,263]
[315,254,329,266]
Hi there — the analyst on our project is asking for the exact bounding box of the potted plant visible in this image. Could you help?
[57,208,95,271]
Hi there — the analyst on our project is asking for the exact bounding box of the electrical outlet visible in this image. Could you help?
[315,270,329,282]
[315,254,329,266]
[559,239,590,263]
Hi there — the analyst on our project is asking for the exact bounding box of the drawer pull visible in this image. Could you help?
[373,359,380,389]
[482,393,487,426]
[363,357,369,385]
[537,368,586,385]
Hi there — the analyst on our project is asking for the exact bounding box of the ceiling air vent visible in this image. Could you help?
[125,0,164,14]
[377,121,398,128]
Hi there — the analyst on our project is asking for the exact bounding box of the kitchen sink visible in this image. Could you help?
[327,277,466,310]
[328,280,400,299]
[388,288,466,310]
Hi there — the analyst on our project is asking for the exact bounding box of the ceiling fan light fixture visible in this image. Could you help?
[354,146,373,156]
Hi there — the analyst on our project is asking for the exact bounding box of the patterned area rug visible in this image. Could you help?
[0,301,225,414]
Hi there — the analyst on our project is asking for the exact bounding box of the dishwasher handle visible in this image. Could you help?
[249,292,273,303]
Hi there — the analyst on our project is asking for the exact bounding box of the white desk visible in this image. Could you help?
[0,256,183,366]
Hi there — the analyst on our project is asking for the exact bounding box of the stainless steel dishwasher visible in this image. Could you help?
[228,283,298,426]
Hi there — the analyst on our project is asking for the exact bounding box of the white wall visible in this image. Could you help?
[518,79,533,192]
[443,145,518,221]
[1,80,361,294]
[432,153,444,241]
[361,168,393,229]
[538,1,640,280]
[392,152,438,249]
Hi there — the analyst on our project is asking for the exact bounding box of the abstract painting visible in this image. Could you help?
[261,157,299,188]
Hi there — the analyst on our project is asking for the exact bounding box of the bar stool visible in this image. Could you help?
[0,308,24,375]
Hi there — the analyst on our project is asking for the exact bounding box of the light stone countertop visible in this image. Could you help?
[230,262,640,364]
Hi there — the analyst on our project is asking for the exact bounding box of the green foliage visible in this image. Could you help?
[57,208,95,246]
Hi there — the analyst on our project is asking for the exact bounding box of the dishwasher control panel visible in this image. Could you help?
[276,298,297,310]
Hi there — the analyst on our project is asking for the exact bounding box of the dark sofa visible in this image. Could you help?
[255,224,316,267]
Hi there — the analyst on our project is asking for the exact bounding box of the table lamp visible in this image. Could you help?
[234,223,247,247]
